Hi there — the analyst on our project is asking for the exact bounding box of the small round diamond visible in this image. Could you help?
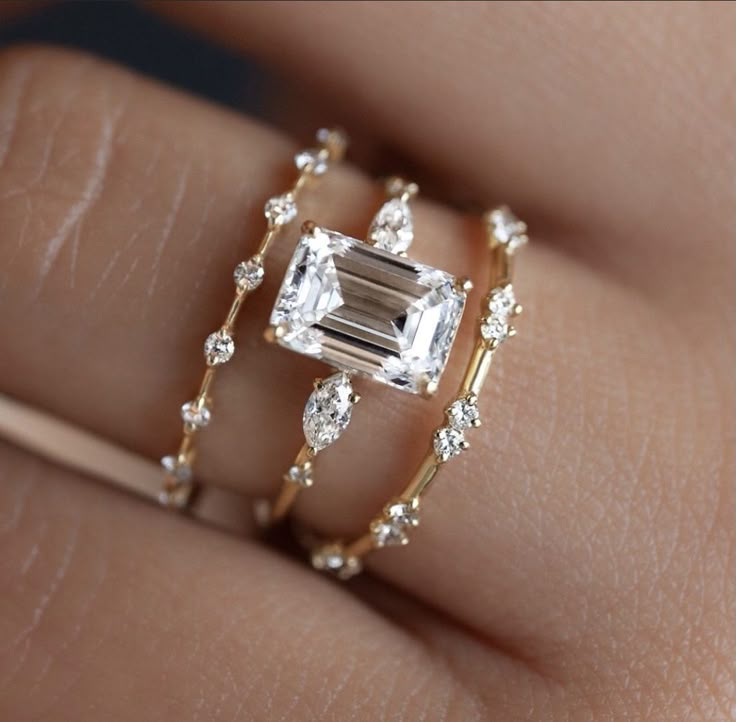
[311,544,362,580]
[480,316,509,345]
[447,396,480,430]
[158,483,193,510]
[295,148,329,176]
[433,427,466,462]
[264,193,297,226]
[488,284,516,318]
[161,454,193,484]
[233,257,265,292]
[181,401,211,429]
[204,330,235,366]
[371,520,409,547]
[487,206,528,251]
[286,463,313,488]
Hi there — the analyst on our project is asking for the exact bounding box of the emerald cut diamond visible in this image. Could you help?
[269,228,466,394]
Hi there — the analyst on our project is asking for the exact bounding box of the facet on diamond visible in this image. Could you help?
[447,395,480,430]
[286,462,313,488]
[181,400,211,429]
[264,193,297,226]
[433,426,467,462]
[204,330,235,365]
[295,148,329,176]
[311,543,362,580]
[487,206,528,251]
[234,257,265,292]
[303,372,355,451]
[368,197,414,254]
[161,454,193,484]
[270,228,466,394]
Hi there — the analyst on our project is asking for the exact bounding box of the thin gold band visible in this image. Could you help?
[159,128,348,509]
[308,206,528,579]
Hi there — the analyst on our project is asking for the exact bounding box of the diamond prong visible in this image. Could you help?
[313,378,324,390]
[461,440,470,450]
[301,219,318,235]
[456,276,474,293]
[508,326,517,338]
[513,303,523,316]
[419,377,439,398]
[263,325,284,343]
[350,392,361,404]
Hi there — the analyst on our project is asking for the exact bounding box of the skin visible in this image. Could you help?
[0,2,733,720]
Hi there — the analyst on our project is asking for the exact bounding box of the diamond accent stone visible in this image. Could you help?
[286,462,313,488]
[433,427,467,462]
[161,455,193,484]
[264,193,297,226]
[180,401,211,429]
[368,197,414,254]
[204,330,235,365]
[270,227,466,394]
[303,372,355,452]
[488,284,516,318]
[447,394,480,430]
[311,544,362,580]
[158,484,193,509]
[371,501,420,547]
[234,257,265,292]
[487,206,528,251]
[295,148,329,176]
[480,315,510,345]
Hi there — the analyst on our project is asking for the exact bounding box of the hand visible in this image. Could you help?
[1,3,733,720]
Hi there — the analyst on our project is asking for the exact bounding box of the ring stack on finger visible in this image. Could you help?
[158,128,348,509]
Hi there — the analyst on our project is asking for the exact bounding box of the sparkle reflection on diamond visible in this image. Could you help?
[270,228,466,394]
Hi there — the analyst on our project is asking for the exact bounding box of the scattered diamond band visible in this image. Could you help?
[308,206,528,579]
[158,128,347,509]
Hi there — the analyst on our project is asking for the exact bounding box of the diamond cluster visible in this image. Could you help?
[480,284,518,347]
[370,500,420,547]
[432,393,480,462]
[486,206,528,252]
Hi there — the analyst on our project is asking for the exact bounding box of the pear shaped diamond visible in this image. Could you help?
[368,197,414,254]
[303,372,355,451]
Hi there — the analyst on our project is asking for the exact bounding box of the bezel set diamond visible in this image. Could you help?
[233,257,265,292]
[203,330,235,366]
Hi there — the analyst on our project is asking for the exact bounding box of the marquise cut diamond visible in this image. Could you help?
[270,228,466,394]
[368,197,414,254]
[303,372,355,451]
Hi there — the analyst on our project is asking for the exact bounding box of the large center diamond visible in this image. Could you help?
[270,227,466,394]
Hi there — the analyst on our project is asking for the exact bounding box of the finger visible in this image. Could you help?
[0,43,731,702]
[153,0,735,315]
[0,442,530,721]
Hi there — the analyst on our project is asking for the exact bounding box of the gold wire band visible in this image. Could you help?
[308,206,528,579]
[159,128,348,509]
